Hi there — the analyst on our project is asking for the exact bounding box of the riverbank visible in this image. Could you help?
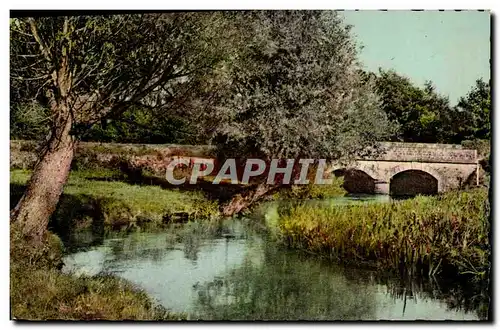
[11,168,204,320]
[10,223,185,320]
[10,168,343,234]
[11,169,220,233]
[275,188,490,281]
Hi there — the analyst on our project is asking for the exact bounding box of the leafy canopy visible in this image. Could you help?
[10,13,228,137]
[201,11,393,161]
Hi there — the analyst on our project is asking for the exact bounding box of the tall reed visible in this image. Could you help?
[277,188,490,280]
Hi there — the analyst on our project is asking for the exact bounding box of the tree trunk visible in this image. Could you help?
[10,106,76,240]
[221,183,275,216]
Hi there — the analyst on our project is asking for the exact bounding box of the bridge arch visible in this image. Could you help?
[389,169,439,196]
[387,163,445,193]
[333,168,376,194]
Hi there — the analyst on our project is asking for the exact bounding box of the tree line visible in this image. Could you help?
[9,11,491,240]
[12,70,491,146]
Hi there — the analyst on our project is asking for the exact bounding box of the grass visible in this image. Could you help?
[10,169,220,232]
[275,188,490,280]
[272,177,346,200]
[10,223,185,320]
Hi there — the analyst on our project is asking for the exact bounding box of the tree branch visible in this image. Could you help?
[27,18,52,63]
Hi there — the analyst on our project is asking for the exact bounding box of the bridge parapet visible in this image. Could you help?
[361,142,477,164]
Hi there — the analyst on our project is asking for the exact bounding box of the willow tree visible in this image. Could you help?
[197,11,394,215]
[10,13,226,239]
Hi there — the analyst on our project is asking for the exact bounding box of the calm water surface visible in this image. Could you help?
[62,196,486,320]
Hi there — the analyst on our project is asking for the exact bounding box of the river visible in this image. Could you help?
[61,195,487,320]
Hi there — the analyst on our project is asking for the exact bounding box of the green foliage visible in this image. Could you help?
[276,188,490,280]
[81,107,200,144]
[10,14,490,149]
[453,79,491,141]
[461,139,491,158]
[373,69,454,143]
[10,102,49,140]
[202,11,393,161]
[373,71,491,145]
[11,13,229,137]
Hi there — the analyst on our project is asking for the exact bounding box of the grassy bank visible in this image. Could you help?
[10,224,185,320]
[275,188,490,280]
[10,167,215,320]
[11,169,219,233]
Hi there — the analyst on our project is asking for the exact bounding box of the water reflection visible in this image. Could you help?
[191,241,378,320]
[62,215,486,320]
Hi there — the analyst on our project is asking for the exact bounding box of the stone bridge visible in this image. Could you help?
[331,142,480,196]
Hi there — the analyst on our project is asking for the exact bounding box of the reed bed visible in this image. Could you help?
[277,188,490,280]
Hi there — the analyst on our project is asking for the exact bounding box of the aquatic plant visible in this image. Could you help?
[277,188,490,280]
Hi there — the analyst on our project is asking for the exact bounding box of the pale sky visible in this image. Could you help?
[341,10,491,104]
